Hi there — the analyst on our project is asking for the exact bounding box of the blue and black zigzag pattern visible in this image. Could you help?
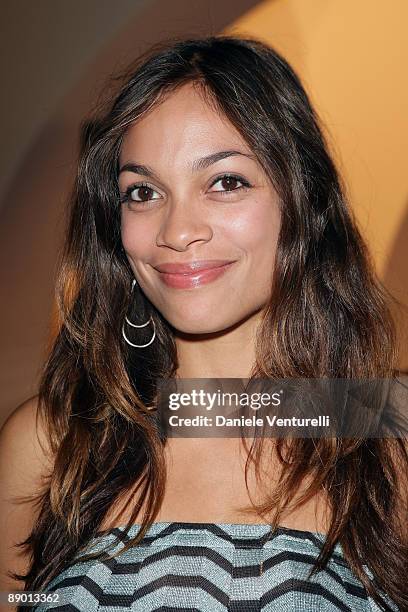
[33,522,399,611]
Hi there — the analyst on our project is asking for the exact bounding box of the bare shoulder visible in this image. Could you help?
[0,396,54,493]
[0,395,54,594]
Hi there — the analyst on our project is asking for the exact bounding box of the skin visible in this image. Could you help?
[119,82,282,379]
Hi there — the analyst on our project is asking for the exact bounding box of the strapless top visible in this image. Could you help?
[32,521,399,611]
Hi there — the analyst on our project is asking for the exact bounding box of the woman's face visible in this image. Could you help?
[119,82,281,334]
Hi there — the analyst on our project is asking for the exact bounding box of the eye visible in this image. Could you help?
[208,174,251,194]
[120,182,162,204]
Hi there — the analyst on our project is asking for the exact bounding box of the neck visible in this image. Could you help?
[174,309,264,379]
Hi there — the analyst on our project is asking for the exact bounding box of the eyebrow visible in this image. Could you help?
[118,150,256,178]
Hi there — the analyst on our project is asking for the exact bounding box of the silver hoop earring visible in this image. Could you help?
[122,280,156,348]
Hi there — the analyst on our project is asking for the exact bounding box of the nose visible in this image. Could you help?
[155,197,213,251]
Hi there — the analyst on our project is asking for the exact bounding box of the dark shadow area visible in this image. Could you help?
[0,0,261,426]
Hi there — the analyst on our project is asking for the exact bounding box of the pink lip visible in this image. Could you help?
[153,260,236,289]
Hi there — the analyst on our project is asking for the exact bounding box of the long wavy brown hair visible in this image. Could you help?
[11,36,408,611]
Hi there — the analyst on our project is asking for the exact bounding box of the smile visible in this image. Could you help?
[153,260,236,289]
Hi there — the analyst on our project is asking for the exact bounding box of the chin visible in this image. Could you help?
[176,323,222,335]
[168,312,241,336]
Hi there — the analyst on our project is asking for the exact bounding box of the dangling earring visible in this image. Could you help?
[122,279,156,348]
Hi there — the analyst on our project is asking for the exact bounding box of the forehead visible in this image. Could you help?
[119,82,251,164]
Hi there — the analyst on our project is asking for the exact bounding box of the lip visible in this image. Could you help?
[154,260,235,274]
[153,260,236,289]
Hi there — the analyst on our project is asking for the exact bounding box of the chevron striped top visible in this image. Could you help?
[33,521,399,611]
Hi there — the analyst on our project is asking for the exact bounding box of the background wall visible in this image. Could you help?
[0,0,259,427]
[1,0,407,427]
[224,0,408,357]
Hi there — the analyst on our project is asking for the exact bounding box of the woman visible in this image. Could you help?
[1,36,407,611]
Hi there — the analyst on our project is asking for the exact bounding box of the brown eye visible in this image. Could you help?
[120,183,162,204]
[209,174,250,194]
[132,186,156,201]
[220,176,239,190]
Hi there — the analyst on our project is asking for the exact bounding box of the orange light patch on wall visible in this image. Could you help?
[224,0,408,368]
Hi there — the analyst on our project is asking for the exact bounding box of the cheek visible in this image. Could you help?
[121,215,153,261]
[226,197,280,261]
